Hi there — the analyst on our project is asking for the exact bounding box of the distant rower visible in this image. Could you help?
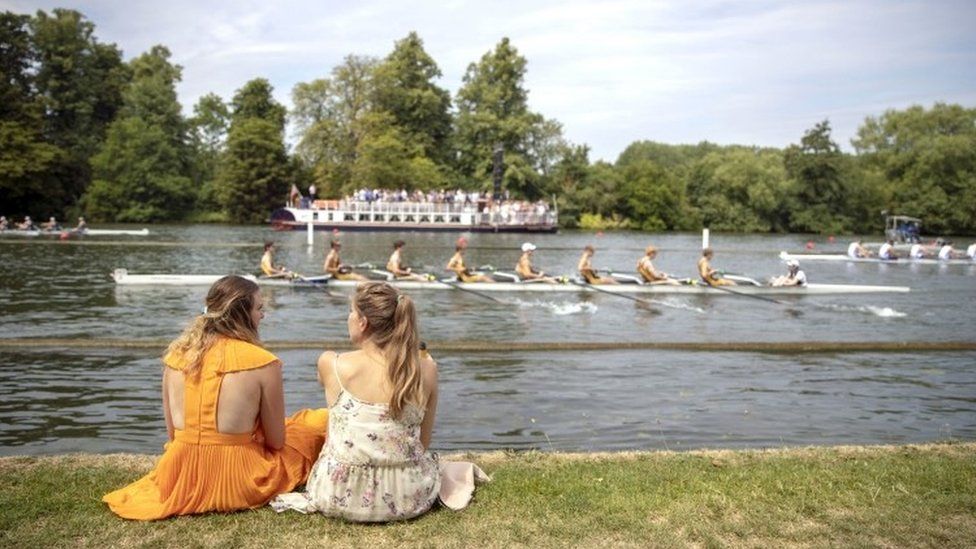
[637,245,680,285]
[324,240,367,281]
[446,238,492,283]
[770,259,807,287]
[516,242,558,283]
[387,240,429,281]
[847,240,872,258]
[41,216,61,231]
[0,216,8,230]
[697,248,736,286]
[260,241,294,279]
[967,242,976,260]
[578,245,618,284]
[878,240,897,260]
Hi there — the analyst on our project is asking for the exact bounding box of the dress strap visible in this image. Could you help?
[333,352,346,394]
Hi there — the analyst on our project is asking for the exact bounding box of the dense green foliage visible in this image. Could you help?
[1,8,974,234]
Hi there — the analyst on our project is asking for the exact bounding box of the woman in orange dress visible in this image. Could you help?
[103,275,328,520]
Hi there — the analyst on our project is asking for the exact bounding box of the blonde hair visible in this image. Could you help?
[353,281,423,419]
[165,275,262,376]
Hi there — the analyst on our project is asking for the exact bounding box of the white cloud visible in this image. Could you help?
[4,0,974,160]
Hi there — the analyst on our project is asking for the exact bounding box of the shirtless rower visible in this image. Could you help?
[447,238,492,282]
[516,242,558,283]
[324,239,367,281]
[770,259,807,287]
[637,245,680,285]
[260,241,295,279]
[41,216,61,231]
[847,240,872,258]
[697,247,736,286]
[387,240,430,281]
[578,245,618,285]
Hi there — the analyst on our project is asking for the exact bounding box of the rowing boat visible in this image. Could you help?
[111,269,910,294]
[0,228,150,237]
[780,251,974,266]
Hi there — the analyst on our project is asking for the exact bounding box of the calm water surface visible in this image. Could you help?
[1,225,974,455]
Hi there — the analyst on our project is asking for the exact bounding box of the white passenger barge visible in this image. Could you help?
[270,198,558,233]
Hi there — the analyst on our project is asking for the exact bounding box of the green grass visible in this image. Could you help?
[1,444,974,548]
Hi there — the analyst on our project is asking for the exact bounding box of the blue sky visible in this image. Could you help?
[5,0,975,161]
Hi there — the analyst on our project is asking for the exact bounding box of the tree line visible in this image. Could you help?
[2,9,974,234]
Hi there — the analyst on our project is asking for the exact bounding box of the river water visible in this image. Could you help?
[1,225,974,455]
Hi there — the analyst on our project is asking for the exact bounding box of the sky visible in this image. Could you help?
[5,0,976,161]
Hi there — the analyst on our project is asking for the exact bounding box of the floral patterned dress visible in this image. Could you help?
[271,359,440,522]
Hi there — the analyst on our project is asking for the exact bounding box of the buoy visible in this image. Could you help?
[828,235,835,243]
[596,231,604,237]
[805,241,815,250]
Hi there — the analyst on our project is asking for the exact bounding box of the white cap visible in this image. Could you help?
[786,259,800,267]
[521,242,537,252]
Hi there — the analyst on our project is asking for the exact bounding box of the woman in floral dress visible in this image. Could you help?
[272,282,441,521]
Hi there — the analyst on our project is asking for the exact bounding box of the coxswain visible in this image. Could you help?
[847,240,872,258]
[770,259,807,287]
[697,247,736,286]
[578,245,618,284]
[516,242,558,283]
[446,238,492,282]
[41,216,61,231]
[260,241,295,279]
[387,240,429,281]
[324,240,367,281]
[17,216,36,231]
[637,245,680,285]
[878,239,897,260]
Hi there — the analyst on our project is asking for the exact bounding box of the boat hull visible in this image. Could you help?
[781,251,974,266]
[111,270,909,294]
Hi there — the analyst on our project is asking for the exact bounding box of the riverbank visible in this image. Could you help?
[1,443,973,548]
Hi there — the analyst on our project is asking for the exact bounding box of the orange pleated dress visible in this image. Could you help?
[103,338,328,520]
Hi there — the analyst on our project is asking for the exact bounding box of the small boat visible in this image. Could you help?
[780,251,974,266]
[80,228,150,236]
[111,269,910,295]
[0,229,41,237]
[0,228,150,237]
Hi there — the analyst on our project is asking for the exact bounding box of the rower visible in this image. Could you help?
[387,240,429,281]
[909,243,927,259]
[261,241,295,279]
[878,239,898,260]
[75,216,87,232]
[516,242,558,283]
[446,238,492,283]
[967,242,976,260]
[938,242,960,260]
[770,259,807,287]
[17,216,36,231]
[847,240,872,258]
[324,239,367,281]
[697,247,736,286]
[578,245,618,284]
[41,216,61,231]
[0,216,8,230]
[637,245,680,285]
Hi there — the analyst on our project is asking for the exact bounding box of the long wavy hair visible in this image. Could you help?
[165,275,262,376]
[353,281,423,419]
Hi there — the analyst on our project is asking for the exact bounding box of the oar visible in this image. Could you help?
[704,282,794,307]
[436,279,509,304]
[569,279,658,308]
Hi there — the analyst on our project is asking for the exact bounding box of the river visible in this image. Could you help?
[1,225,974,455]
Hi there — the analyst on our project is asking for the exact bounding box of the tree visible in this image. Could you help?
[291,55,378,196]
[454,37,556,196]
[0,12,62,216]
[30,9,128,212]
[687,148,790,232]
[783,120,856,233]
[372,32,453,165]
[83,46,193,221]
[619,159,696,231]
[853,103,976,234]
[188,93,230,211]
[217,79,289,223]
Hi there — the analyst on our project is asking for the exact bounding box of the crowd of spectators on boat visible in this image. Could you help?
[287,186,555,226]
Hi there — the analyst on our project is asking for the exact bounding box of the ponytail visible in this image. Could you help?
[353,282,424,418]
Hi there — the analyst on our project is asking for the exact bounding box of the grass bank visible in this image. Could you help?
[1,444,974,548]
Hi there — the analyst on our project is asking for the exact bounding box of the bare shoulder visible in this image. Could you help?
[317,350,338,376]
[420,355,438,383]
